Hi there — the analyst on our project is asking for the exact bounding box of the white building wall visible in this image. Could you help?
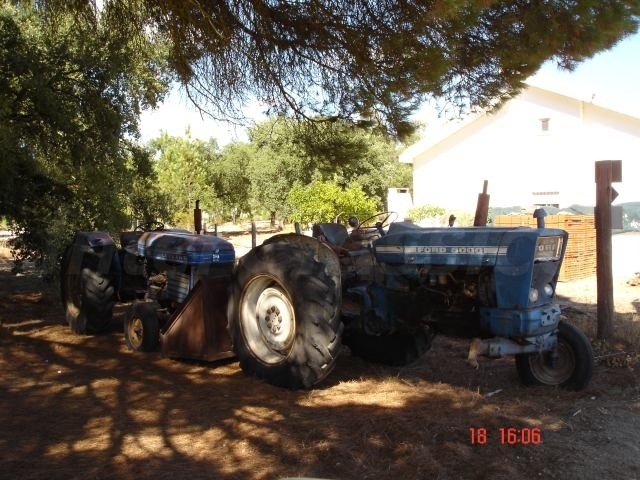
[387,188,414,220]
[579,104,640,203]
[410,87,639,211]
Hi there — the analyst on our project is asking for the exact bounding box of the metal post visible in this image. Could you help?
[251,221,257,249]
[595,160,622,340]
[473,180,490,226]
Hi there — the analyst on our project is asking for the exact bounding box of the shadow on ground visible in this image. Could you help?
[1,269,639,480]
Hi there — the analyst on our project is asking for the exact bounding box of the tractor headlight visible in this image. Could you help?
[529,288,539,303]
[544,283,554,297]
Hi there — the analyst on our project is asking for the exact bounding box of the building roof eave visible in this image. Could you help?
[399,109,489,164]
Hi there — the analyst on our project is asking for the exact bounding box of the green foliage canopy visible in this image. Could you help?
[150,118,406,226]
[5,0,638,264]
[242,117,412,219]
[0,3,171,263]
[150,133,221,228]
[286,181,378,225]
[212,143,253,222]
[43,0,640,137]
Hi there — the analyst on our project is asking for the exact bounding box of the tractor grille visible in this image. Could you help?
[167,271,190,304]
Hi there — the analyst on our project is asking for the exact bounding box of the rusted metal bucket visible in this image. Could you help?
[159,277,235,362]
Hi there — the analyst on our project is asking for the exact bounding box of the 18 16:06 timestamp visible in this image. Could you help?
[469,427,542,445]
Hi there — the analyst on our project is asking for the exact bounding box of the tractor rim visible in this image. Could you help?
[240,275,296,365]
[127,316,144,350]
[528,340,575,385]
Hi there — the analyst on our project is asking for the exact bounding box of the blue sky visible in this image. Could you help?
[532,31,640,117]
[139,31,640,145]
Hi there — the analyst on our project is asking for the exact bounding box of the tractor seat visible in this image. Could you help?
[312,223,349,247]
[120,231,143,249]
[313,223,372,259]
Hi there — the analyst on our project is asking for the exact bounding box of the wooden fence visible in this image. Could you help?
[493,214,596,281]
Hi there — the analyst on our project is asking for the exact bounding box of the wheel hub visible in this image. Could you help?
[128,317,143,348]
[255,287,295,353]
[264,306,283,334]
[529,342,575,385]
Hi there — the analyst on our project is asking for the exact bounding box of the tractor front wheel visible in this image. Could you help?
[516,321,594,391]
[124,301,160,352]
[228,236,343,389]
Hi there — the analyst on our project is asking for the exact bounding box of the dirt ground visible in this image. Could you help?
[1,231,640,480]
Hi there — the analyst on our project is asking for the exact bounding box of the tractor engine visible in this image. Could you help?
[342,263,494,339]
[341,221,567,343]
[123,230,235,311]
[385,264,494,336]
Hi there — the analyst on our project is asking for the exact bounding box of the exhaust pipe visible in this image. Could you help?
[194,200,202,234]
[533,208,547,228]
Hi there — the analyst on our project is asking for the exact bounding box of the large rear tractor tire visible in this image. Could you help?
[515,321,594,391]
[60,238,119,334]
[124,301,160,352]
[228,235,343,389]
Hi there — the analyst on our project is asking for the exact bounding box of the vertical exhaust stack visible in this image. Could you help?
[473,180,490,227]
[194,200,202,234]
[533,208,547,228]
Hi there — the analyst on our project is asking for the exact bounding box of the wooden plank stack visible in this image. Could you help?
[493,214,596,281]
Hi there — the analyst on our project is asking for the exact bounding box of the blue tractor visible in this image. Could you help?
[60,209,594,390]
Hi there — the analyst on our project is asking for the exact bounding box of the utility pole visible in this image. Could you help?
[594,160,622,340]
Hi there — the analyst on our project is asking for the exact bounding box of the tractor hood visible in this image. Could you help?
[373,222,566,268]
[134,231,235,266]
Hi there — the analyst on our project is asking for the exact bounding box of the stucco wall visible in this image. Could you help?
[410,87,639,211]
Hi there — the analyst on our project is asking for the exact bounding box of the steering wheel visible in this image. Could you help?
[356,211,398,230]
[134,221,165,232]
